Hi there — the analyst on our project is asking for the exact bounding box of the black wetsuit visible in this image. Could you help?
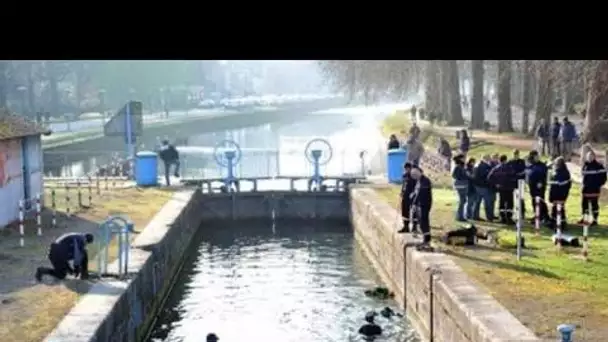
[358,323,382,337]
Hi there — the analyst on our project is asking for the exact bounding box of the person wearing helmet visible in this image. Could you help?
[35,232,94,281]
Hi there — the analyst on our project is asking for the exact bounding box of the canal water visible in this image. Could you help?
[42,102,403,179]
[147,222,420,342]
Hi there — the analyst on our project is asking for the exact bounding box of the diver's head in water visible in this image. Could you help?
[364,311,376,324]
[206,333,219,342]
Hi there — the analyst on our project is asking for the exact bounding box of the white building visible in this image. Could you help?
[0,114,49,228]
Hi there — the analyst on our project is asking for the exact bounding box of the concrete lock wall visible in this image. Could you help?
[350,188,540,342]
[45,190,204,342]
[44,190,352,342]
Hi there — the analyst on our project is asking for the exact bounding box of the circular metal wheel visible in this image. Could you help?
[213,139,242,167]
[304,138,333,166]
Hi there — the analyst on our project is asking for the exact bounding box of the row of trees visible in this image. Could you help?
[318,60,608,142]
[0,61,222,118]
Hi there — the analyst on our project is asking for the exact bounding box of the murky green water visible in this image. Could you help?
[147,222,419,342]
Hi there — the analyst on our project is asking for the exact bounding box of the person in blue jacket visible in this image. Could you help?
[472,155,495,221]
[551,117,561,157]
[452,154,468,221]
[35,233,94,281]
[459,130,470,157]
[548,157,572,231]
[526,151,549,223]
[579,151,607,226]
[488,155,517,225]
[559,117,577,161]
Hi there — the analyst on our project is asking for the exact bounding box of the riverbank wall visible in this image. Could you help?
[350,187,540,342]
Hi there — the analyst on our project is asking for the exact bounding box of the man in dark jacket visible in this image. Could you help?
[159,140,180,186]
[488,155,517,224]
[508,150,527,217]
[398,162,415,233]
[551,117,561,157]
[579,151,607,226]
[35,233,94,281]
[411,166,433,246]
[473,155,495,221]
[438,138,452,171]
[549,157,572,231]
[535,119,549,156]
[559,117,577,160]
[409,123,421,140]
[387,134,400,150]
[526,151,549,223]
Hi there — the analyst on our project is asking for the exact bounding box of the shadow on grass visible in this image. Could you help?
[445,248,562,280]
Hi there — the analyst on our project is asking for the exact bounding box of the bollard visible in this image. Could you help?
[112,165,117,188]
[65,183,71,218]
[515,180,525,260]
[18,199,25,247]
[36,194,42,236]
[556,203,563,250]
[104,170,109,190]
[51,189,57,229]
[582,210,591,261]
[534,196,541,237]
[557,324,574,342]
[87,176,93,206]
[76,178,83,208]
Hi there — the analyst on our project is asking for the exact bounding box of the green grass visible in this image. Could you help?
[374,109,608,339]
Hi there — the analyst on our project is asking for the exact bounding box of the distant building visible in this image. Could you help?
[0,114,50,227]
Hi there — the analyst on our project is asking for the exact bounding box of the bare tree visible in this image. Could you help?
[439,61,449,120]
[470,60,485,129]
[497,60,514,132]
[533,60,555,129]
[0,62,7,110]
[447,60,464,125]
[582,61,608,142]
[425,60,440,114]
[521,60,532,134]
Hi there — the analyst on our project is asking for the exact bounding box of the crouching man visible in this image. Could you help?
[35,233,94,282]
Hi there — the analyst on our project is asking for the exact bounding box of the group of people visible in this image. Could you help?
[450,148,606,232]
[386,122,425,167]
[535,116,579,160]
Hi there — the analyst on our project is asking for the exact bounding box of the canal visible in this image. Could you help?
[147,221,420,342]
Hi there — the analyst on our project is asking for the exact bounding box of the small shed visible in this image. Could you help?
[0,114,50,228]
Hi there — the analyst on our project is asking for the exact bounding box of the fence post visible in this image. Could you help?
[582,208,591,261]
[18,199,25,247]
[96,173,101,195]
[65,182,71,218]
[534,196,541,237]
[36,194,42,236]
[77,178,83,208]
[87,175,93,206]
[51,188,57,229]
[555,203,563,250]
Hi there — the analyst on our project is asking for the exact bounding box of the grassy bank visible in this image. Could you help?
[375,110,608,340]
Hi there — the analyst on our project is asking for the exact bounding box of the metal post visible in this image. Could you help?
[582,208,591,261]
[87,176,92,206]
[225,151,235,191]
[556,203,563,250]
[312,149,322,191]
[126,102,135,180]
[36,194,42,236]
[65,183,71,218]
[515,180,524,260]
[534,196,541,237]
[18,199,25,247]
[51,189,57,229]
[77,178,83,208]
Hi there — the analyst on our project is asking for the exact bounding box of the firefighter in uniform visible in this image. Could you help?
[488,155,517,225]
[579,151,607,226]
[548,157,572,231]
[410,166,433,247]
[508,149,527,217]
[398,162,415,233]
[526,151,549,223]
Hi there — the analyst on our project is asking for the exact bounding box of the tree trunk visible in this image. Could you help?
[563,82,575,114]
[470,60,485,129]
[512,63,522,106]
[497,60,514,133]
[0,62,7,110]
[534,61,554,129]
[48,63,60,117]
[424,60,440,113]
[583,61,608,142]
[522,60,531,135]
[529,71,537,108]
[446,60,464,126]
[439,60,450,121]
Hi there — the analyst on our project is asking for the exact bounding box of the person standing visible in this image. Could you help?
[535,119,549,156]
[406,136,425,167]
[548,157,572,231]
[551,117,561,157]
[488,155,517,225]
[473,155,495,221]
[526,151,549,223]
[559,117,577,161]
[579,151,607,226]
[158,140,180,186]
[459,130,470,157]
[465,157,479,220]
[437,137,452,171]
[398,162,415,233]
[508,149,527,217]
[451,154,468,222]
[409,122,421,139]
[410,167,433,246]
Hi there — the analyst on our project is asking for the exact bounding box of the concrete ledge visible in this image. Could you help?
[44,190,203,342]
[350,188,539,342]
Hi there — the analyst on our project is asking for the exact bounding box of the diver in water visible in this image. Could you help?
[35,232,94,281]
[358,312,383,338]
[206,333,219,342]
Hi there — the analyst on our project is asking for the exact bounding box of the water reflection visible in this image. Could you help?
[148,222,419,342]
